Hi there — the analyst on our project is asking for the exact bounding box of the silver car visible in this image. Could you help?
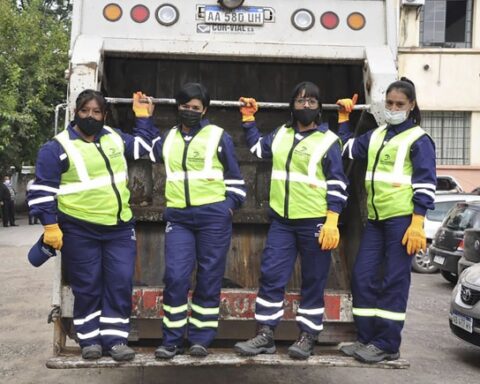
[450,263,480,347]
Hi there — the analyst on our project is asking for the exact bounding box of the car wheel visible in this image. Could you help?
[440,270,458,284]
[411,246,438,274]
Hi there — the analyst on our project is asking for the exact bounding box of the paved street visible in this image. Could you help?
[1,217,480,384]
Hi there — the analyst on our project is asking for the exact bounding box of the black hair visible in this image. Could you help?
[386,77,421,124]
[286,81,323,127]
[175,83,210,108]
[75,89,107,114]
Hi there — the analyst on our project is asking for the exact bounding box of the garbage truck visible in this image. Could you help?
[46,0,408,368]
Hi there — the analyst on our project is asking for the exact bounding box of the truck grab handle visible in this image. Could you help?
[105,97,370,111]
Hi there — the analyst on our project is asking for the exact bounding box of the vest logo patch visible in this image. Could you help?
[108,147,122,159]
[188,150,204,163]
[293,145,310,159]
[380,153,394,166]
[165,221,173,233]
[131,228,136,241]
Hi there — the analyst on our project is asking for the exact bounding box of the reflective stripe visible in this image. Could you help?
[163,304,188,314]
[58,172,127,195]
[327,190,348,201]
[162,127,178,177]
[204,126,223,172]
[307,130,338,180]
[100,329,129,338]
[249,139,263,158]
[191,303,220,316]
[149,137,161,162]
[56,130,90,182]
[255,309,284,321]
[297,307,325,315]
[59,153,67,161]
[256,297,284,308]
[376,309,406,321]
[327,180,347,190]
[352,307,376,317]
[296,316,324,331]
[225,179,245,185]
[414,188,435,200]
[271,127,287,153]
[134,137,152,160]
[365,171,412,185]
[77,329,100,340]
[28,196,55,206]
[189,317,219,328]
[412,183,436,191]
[166,170,224,181]
[73,310,102,325]
[271,170,327,188]
[352,307,406,321]
[392,127,425,177]
[226,187,246,197]
[163,317,188,328]
[342,138,354,160]
[99,316,129,324]
[28,184,59,194]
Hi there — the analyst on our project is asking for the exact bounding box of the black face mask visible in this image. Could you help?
[293,108,320,126]
[74,115,104,136]
[178,109,202,128]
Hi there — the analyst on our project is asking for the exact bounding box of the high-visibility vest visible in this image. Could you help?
[55,127,132,225]
[270,125,339,219]
[366,125,427,220]
[162,124,226,208]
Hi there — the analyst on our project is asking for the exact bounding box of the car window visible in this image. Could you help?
[444,205,480,231]
[427,201,460,222]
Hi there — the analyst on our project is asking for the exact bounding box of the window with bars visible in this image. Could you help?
[420,0,473,48]
[421,111,470,165]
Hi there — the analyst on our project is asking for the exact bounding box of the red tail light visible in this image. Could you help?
[457,239,464,251]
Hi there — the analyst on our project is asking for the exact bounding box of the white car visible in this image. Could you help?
[412,193,480,273]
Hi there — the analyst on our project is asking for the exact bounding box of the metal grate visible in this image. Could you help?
[422,111,470,165]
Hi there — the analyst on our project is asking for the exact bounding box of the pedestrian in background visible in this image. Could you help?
[2,176,18,227]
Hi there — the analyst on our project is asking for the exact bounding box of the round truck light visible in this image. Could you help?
[217,0,245,10]
[291,9,315,31]
[131,4,150,23]
[103,3,122,22]
[347,12,366,30]
[156,4,179,26]
[320,11,339,30]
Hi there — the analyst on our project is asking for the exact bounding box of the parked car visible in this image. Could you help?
[458,229,480,275]
[436,175,463,193]
[430,200,480,284]
[412,194,480,273]
[449,263,480,347]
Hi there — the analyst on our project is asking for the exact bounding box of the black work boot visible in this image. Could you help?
[81,344,102,360]
[109,344,135,361]
[189,344,209,357]
[234,325,276,356]
[155,345,184,359]
[353,343,400,363]
[287,331,316,360]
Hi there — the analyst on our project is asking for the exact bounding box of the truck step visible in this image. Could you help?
[46,350,409,369]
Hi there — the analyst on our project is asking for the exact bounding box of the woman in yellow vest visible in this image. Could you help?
[234,81,349,360]
[150,83,246,358]
[338,78,436,363]
[28,90,157,361]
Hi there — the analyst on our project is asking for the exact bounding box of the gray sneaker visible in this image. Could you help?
[189,344,209,357]
[287,332,316,360]
[109,344,135,361]
[353,343,400,363]
[155,345,184,359]
[234,325,276,356]
[81,344,102,360]
[339,341,366,357]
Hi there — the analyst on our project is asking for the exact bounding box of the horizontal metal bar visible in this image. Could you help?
[105,97,370,111]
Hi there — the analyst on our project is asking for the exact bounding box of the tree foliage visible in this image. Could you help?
[0,0,70,175]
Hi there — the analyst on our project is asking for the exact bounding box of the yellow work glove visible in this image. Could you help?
[239,97,258,122]
[319,211,340,251]
[133,91,153,118]
[336,93,358,123]
[401,214,427,256]
[43,223,63,250]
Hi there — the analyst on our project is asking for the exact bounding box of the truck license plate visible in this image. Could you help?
[205,5,264,26]
[433,255,445,265]
[451,311,473,333]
